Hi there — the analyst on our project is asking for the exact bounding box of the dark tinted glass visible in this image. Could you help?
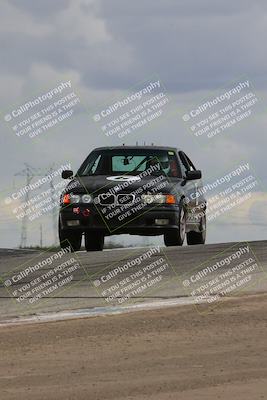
[78,149,181,178]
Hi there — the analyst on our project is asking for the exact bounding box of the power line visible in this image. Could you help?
[14,163,58,248]
[14,163,42,248]
[45,164,58,245]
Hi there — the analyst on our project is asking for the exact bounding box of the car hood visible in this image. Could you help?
[64,174,184,195]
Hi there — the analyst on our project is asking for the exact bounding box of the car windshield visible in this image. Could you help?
[78,149,181,178]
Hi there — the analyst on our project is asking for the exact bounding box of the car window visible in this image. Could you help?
[78,150,182,178]
[179,151,196,175]
[91,154,101,174]
[179,152,189,176]
[112,155,147,172]
[81,153,102,175]
[184,153,196,171]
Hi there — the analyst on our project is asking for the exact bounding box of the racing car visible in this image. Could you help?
[58,146,206,251]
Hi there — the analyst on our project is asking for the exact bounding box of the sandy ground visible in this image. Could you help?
[0,293,267,400]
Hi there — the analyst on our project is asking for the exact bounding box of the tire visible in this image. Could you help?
[85,231,104,251]
[187,213,206,245]
[58,219,82,252]
[164,205,186,247]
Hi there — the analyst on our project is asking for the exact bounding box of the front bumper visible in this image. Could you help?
[59,204,181,236]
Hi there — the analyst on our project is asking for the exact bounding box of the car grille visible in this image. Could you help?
[98,193,135,206]
[117,193,135,205]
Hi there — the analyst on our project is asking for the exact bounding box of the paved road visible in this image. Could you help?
[0,241,267,321]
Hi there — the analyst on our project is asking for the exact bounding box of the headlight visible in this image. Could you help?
[142,194,154,204]
[142,194,174,204]
[153,194,166,204]
[81,194,92,203]
[62,193,94,205]
[69,194,93,204]
[70,194,81,203]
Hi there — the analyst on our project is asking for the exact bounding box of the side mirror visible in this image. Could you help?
[186,170,202,180]
[62,170,74,179]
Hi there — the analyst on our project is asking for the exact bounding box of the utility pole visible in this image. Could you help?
[39,223,43,248]
[14,163,55,248]
[46,165,58,245]
[14,163,40,248]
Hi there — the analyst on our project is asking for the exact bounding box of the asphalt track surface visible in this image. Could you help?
[0,240,267,323]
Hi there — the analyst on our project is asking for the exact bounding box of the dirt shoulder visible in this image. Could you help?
[1,294,267,400]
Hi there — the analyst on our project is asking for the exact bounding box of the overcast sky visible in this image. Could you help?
[0,0,267,248]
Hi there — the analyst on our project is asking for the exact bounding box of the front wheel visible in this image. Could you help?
[85,231,104,251]
[187,214,206,245]
[58,223,82,252]
[164,206,186,247]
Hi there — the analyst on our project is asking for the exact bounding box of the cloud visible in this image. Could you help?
[2,0,267,93]
[0,0,266,246]
[9,0,71,18]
